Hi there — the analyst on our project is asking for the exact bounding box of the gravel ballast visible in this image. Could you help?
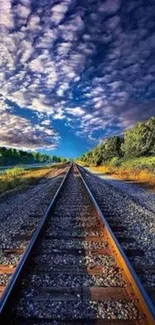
[7,166,143,323]
[87,168,155,214]
[80,167,155,294]
[0,166,68,283]
[15,299,139,320]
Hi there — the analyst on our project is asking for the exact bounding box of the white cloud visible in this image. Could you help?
[0,109,59,150]
[9,90,26,107]
[109,81,122,90]
[41,119,50,126]
[28,14,40,29]
[36,30,57,49]
[31,98,54,113]
[66,107,85,117]
[0,0,14,29]
[19,39,34,63]
[57,42,72,56]
[29,58,44,73]
[50,3,69,25]
[15,3,31,19]
[53,111,65,120]
[94,100,104,109]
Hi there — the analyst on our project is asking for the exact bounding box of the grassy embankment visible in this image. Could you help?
[79,157,155,190]
[0,163,66,195]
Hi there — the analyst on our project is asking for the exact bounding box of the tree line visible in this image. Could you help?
[79,117,155,166]
[0,147,66,166]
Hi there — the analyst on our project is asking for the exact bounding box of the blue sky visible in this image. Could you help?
[0,0,155,158]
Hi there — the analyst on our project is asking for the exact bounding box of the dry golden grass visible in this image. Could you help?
[90,165,155,191]
[0,164,65,194]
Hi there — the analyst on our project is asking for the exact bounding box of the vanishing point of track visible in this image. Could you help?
[0,164,155,324]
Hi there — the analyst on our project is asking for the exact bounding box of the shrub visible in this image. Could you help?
[5,167,24,177]
[108,157,121,167]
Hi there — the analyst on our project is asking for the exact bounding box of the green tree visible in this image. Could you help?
[90,145,104,165]
[146,117,155,155]
[103,136,123,161]
[0,147,54,166]
[122,119,154,157]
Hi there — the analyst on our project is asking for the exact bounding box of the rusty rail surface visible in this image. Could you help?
[0,163,154,324]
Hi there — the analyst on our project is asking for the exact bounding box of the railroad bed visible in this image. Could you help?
[0,165,154,324]
[79,165,155,307]
[0,167,69,298]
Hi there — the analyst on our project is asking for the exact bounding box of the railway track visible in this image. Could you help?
[0,164,155,324]
[79,165,155,308]
[0,167,69,298]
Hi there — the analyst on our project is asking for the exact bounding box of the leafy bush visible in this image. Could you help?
[121,118,155,157]
[120,157,155,173]
[108,157,121,167]
[5,167,24,177]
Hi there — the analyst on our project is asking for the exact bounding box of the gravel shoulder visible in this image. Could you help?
[0,167,68,249]
[8,166,142,323]
[81,167,155,265]
[87,167,155,214]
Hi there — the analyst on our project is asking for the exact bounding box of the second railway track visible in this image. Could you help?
[0,164,155,324]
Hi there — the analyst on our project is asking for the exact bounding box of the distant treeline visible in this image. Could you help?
[79,117,155,166]
[0,147,67,166]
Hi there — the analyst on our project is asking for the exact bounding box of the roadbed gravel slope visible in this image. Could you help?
[82,167,155,264]
[0,167,67,249]
[87,167,155,214]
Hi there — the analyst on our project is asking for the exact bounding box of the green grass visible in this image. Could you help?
[0,166,50,194]
[0,163,68,195]
[0,167,25,193]
[5,167,24,177]
[108,156,155,173]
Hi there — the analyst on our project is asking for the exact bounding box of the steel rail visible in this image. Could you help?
[0,162,155,324]
[0,166,69,223]
[0,163,72,324]
[76,163,155,324]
